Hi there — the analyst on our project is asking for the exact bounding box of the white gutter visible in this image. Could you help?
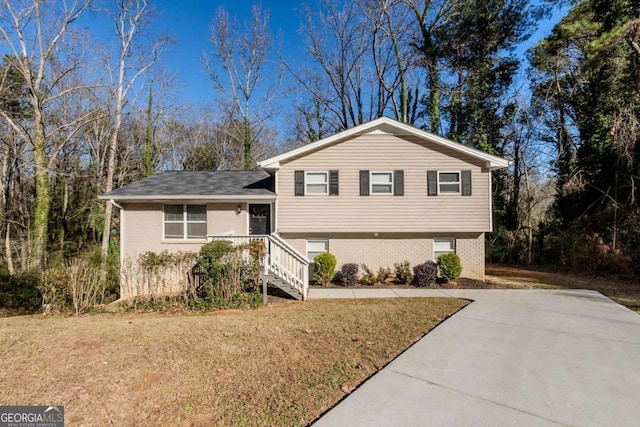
[98,194,277,201]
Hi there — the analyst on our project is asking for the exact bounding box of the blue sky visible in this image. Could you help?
[155,0,305,104]
[149,0,568,106]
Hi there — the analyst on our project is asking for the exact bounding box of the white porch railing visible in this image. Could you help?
[206,234,309,300]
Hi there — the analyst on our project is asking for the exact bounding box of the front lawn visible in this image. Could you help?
[0,298,466,426]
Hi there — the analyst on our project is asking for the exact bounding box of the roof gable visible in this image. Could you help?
[258,117,510,171]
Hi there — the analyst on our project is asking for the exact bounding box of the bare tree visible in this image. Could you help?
[358,0,424,124]
[286,0,428,139]
[0,0,95,270]
[296,0,370,131]
[498,92,556,264]
[205,4,281,170]
[101,0,170,261]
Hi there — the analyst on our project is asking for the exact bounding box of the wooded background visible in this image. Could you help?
[1,0,639,277]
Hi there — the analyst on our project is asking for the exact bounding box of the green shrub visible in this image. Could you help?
[0,272,42,313]
[139,250,174,267]
[394,261,413,285]
[376,267,392,284]
[197,240,234,296]
[229,290,263,309]
[360,264,376,286]
[412,261,438,287]
[199,240,234,264]
[333,263,359,287]
[40,265,72,312]
[437,252,462,282]
[313,252,336,286]
[192,240,263,308]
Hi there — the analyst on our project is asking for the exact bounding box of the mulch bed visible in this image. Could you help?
[310,277,499,290]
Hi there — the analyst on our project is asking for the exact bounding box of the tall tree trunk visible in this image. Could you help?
[101,110,121,260]
[2,151,15,274]
[427,64,440,133]
[5,222,14,274]
[244,117,252,170]
[32,109,49,270]
[21,238,28,272]
[386,11,407,123]
[101,0,161,261]
[143,84,155,176]
[428,75,440,134]
[59,179,69,253]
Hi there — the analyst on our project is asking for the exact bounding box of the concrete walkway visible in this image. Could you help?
[309,288,640,426]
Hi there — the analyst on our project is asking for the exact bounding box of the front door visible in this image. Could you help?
[249,204,271,235]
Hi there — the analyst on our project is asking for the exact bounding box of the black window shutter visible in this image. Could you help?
[394,170,404,196]
[294,170,305,196]
[329,170,339,195]
[427,170,438,196]
[461,170,472,196]
[359,170,370,196]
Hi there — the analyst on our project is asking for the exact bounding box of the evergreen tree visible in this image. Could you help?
[530,0,640,267]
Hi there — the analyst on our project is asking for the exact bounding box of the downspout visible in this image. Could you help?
[110,199,123,210]
[488,168,493,232]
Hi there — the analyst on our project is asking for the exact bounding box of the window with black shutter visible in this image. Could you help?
[461,170,472,196]
[329,170,339,195]
[393,170,404,196]
[427,170,438,196]
[294,170,305,196]
[359,170,370,196]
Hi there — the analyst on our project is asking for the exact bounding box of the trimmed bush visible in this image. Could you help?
[412,261,438,287]
[360,264,376,286]
[376,267,392,284]
[313,252,337,286]
[333,263,359,287]
[437,252,462,282]
[199,240,234,264]
[394,261,413,285]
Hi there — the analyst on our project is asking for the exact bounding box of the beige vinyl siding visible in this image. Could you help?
[276,133,491,233]
[121,202,249,260]
[280,232,485,280]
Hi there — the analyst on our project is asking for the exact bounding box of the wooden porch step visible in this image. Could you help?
[262,273,303,301]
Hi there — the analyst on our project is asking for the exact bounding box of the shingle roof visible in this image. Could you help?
[100,170,275,200]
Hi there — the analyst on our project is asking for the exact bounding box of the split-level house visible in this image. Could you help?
[100,117,510,300]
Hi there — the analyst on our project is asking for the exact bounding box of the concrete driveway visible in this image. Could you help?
[309,289,640,426]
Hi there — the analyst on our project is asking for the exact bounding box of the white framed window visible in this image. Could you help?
[305,171,328,195]
[371,171,393,194]
[307,239,329,260]
[438,171,461,194]
[434,238,455,260]
[164,204,207,239]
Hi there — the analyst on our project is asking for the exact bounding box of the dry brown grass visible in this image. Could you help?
[487,264,640,313]
[0,298,466,426]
